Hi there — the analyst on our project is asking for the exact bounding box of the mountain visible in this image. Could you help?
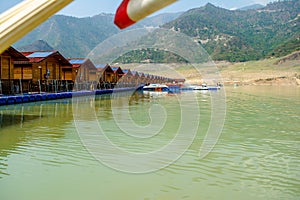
[163,0,300,62]
[14,13,181,58]
[13,1,300,62]
[17,40,54,52]
[14,14,119,58]
[132,12,183,28]
[113,48,189,64]
[238,4,265,10]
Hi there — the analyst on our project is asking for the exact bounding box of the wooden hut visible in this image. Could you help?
[154,75,162,84]
[148,74,155,83]
[68,58,97,82]
[172,78,186,84]
[96,64,115,89]
[122,69,133,78]
[96,64,114,83]
[121,69,134,86]
[138,72,145,84]
[144,73,152,84]
[13,51,71,93]
[111,66,125,83]
[131,71,141,86]
[0,47,28,94]
[16,51,71,82]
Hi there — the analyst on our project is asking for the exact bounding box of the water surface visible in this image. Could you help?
[0,86,299,200]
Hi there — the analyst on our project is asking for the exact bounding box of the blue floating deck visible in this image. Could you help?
[7,96,16,105]
[46,93,56,100]
[0,97,8,105]
[29,94,36,102]
[35,94,42,101]
[41,94,47,101]
[64,92,72,98]
[0,87,139,106]
[15,96,23,104]
[22,96,30,103]
[208,87,219,90]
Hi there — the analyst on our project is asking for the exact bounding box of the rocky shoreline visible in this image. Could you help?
[185,57,300,86]
[121,53,300,86]
[220,70,300,86]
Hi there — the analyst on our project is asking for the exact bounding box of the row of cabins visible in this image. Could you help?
[0,47,181,95]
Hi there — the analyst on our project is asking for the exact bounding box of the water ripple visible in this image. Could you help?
[0,88,299,200]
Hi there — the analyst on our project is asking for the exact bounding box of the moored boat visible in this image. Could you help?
[143,84,169,92]
[193,83,220,91]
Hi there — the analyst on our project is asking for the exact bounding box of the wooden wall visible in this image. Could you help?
[14,64,32,80]
[76,60,97,82]
[62,68,72,81]
[98,66,114,83]
[31,58,62,81]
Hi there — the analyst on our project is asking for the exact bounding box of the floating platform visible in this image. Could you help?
[0,87,137,106]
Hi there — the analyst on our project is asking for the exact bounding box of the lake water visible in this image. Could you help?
[0,86,299,200]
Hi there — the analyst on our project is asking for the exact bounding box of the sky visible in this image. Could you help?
[1,0,274,18]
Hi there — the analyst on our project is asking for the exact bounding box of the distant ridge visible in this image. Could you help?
[238,4,265,10]
[163,0,300,62]
[13,0,300,62]
[17,40,54,52]
[14,13,181,58]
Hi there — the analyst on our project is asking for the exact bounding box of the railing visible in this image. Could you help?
[0,79,143,95]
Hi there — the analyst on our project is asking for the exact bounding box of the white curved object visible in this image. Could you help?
[115,0,177,29]
[0,0,73,53]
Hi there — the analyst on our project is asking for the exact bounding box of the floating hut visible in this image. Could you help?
[111,66,125,83]
[18,51,71,82]
[0,47,28,94]
[120,69,135,87]
[131,71,141,86]
[138,72,145,84]
[96,64,115,89]
[14,51,72,93]
[68,58,97,82]
[1,47,179,96]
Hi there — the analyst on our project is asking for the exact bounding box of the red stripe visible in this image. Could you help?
[114,0,136,29]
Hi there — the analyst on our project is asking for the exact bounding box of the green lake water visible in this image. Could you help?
[0,86,299,200]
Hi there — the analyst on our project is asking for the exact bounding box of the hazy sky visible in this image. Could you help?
[1,0,274,17]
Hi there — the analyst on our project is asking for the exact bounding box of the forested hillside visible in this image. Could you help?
[163,0,300,62]
[14,13,181,58]
[14,0,300,62]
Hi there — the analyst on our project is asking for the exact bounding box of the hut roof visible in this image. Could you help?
[15,51,71,66]
[173,78,186,83]
[95,64,106,69]
[68,58,96,70]
[96,64,114,73]
[144,73,150,78]
[138,72,145,77]
[122,69,133,76]
[148,74,154,79]
[111,66,124,74]
[131,71,140,77]
[2,46,28,61]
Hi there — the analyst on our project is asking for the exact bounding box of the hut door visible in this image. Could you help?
[0,56,13,80]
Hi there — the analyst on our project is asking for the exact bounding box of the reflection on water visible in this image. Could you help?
[0,87,299,200]
[0,114,41,129]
